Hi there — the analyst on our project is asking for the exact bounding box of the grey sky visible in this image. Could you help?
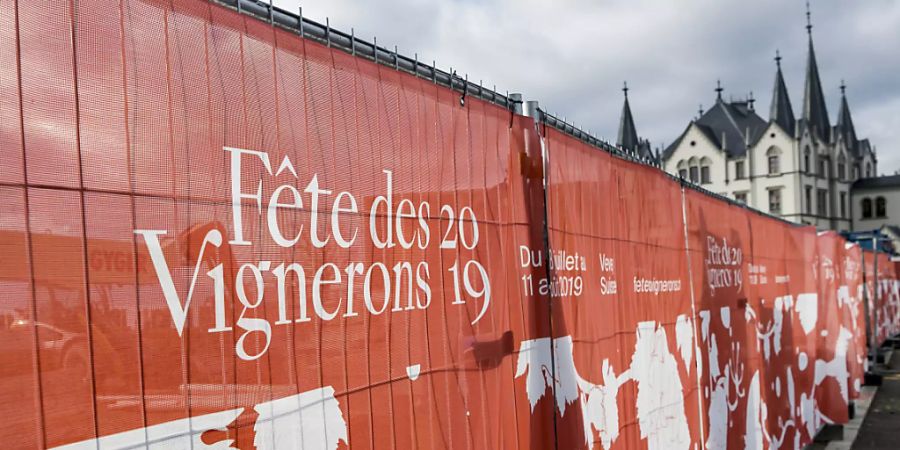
[272,0,899,174]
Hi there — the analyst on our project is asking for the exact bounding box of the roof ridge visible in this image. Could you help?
[719,101,747,146]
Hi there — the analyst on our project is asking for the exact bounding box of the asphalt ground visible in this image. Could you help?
[850,348,900,450]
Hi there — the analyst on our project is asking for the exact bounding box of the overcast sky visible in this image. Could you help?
[272,0,899,174]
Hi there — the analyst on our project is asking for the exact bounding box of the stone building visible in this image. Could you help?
[660,10,877,232]
[851,175,900,231]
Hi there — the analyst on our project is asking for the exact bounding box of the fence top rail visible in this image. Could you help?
[214,0,514,110]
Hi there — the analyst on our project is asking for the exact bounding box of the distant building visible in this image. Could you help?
[851,175,900,231]
[659,9,877,232]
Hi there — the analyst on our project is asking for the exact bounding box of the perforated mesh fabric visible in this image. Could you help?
[0,1,892,449]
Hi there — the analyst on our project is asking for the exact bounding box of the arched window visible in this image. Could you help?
[862,198,873,219]
[876,196,887,218]
[766,147,781,175]
[700,157,712,184]
[866,162,873,178]
[688,157,699,183]
[837,154,846,180]
[804,147,811,173]
[676,160,688,179]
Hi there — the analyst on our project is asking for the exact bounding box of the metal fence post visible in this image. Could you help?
[509,93,523,115]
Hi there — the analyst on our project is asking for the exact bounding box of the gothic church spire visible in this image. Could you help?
[836,81,857,150]
[770,50,796,134]
[802,2,830,141]
[617,82,639,152]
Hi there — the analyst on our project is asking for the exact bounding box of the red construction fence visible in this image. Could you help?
[1,1,898,449]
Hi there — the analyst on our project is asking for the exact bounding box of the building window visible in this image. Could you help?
[817,189,827,216]
[698,157,712,184]
[876,196,887,218]
[862,198,873,218]
[804,148,811,173]
[768,189,782,214]
[840,192,847,219]
[687,157,699,183]
[768,155,780,174]
[818,158,827,177]
[766,147,781,175]
[805,185,813,214]
[676,160,687,179]
[866,162,873,177]
[837,154,846,180]
[735,192,747,203]
[735,161,745,180]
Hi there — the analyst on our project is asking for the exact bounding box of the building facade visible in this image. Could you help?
[851,175,900,232]
[660,15,877,232]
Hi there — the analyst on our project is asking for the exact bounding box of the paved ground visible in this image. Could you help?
[818,382,877,450]
[848,348,900,450]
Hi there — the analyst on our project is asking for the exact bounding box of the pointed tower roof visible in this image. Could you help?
[617,82,640,152]
[770,50,796,134]
[801,3,830,141]
[835,81,858,153]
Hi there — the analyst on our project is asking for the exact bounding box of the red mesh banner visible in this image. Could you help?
[841,243,866,401]
[682,188,856,450]
[780,223,819,444]
[812,232,849,426]
[861,250,898,348]
[874,253,899,343]
[0,1,24,185]
[541,128,700,450]
[2,1,549,448]
[0,1,894,449]
[684,188,756,450]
